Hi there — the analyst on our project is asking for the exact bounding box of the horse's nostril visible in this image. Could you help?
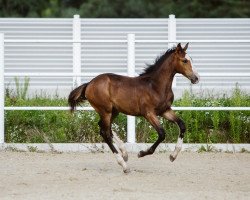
[194,76,199,83]
[190,75,199,84]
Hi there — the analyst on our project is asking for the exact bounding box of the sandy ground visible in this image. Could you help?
[0,151,250,200]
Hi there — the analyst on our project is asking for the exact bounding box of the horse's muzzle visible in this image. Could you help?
[190,72,200,84]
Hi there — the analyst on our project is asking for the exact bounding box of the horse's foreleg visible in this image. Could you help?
[112,131,128,162]
[162,109,186,162]
[138,112,165,158]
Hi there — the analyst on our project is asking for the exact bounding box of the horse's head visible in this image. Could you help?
[173,43,200,84]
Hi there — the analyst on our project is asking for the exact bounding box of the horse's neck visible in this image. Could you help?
[151,57,175,94]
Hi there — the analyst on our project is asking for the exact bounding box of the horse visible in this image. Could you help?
[68,43,199,173]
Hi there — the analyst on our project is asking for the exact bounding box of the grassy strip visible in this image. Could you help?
[4,87,250,143]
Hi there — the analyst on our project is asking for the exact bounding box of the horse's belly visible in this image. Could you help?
[112,97,141,116]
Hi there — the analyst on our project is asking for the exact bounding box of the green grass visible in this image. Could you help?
[4,87,250,143]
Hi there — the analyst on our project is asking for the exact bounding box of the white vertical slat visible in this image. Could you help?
[0,33,4,143]
[168,14,176,48]
[127,34,136,143]
[73,15,81,87]
[168,14,177,87]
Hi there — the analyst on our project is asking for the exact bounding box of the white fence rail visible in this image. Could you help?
[1,15,250,144]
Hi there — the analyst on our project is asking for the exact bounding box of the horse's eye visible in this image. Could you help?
[183,59,188,64]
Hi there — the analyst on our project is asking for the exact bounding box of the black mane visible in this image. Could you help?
[140,47,176,76]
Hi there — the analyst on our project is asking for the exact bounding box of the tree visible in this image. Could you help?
[0,0,250,18]
[0,0,49,17]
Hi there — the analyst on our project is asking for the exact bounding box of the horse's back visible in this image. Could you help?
[85,73,141,115]
[86,73,130,91]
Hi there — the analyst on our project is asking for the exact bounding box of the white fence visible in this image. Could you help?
[1,15,250,92]
[1,15,250,144]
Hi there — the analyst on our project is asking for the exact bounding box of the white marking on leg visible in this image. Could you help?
[112,131,128,162]
[115,153,130,173]
[170,137,183,162]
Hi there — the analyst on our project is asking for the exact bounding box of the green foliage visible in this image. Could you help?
[0,0,49,17]
[174,87,250,144]
[27,146,38,152]
[14,77,30,100]
[228,86,250,143]
[4,87,250,143]
[0,0,250,18]
[5,98,102,143]
[198,144,214,153]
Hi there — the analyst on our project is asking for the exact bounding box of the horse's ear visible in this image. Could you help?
[183,43,189,51]
[175,43,182,53]
[177,43,182,49]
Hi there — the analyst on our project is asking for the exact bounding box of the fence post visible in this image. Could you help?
[0,33,4,144]
[73,15,81,87]
[168,14,177,87]
[127,34,136,143]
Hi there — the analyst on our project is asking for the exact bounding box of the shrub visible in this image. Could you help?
[4,87,250,143]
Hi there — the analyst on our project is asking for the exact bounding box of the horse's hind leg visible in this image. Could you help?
[162,109,186,162]
[110,109,128,162]
[98,112,130,173]
[112,131,128,162]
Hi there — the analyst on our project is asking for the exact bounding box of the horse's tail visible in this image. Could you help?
[68,83,89,113]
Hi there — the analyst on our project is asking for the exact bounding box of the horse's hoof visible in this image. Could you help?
[138,151,144,158]
[169,154,176,162]
[123,168,130,174]
[122,152,128,162]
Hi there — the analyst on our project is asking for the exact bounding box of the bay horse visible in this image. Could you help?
[68,43,199,173]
